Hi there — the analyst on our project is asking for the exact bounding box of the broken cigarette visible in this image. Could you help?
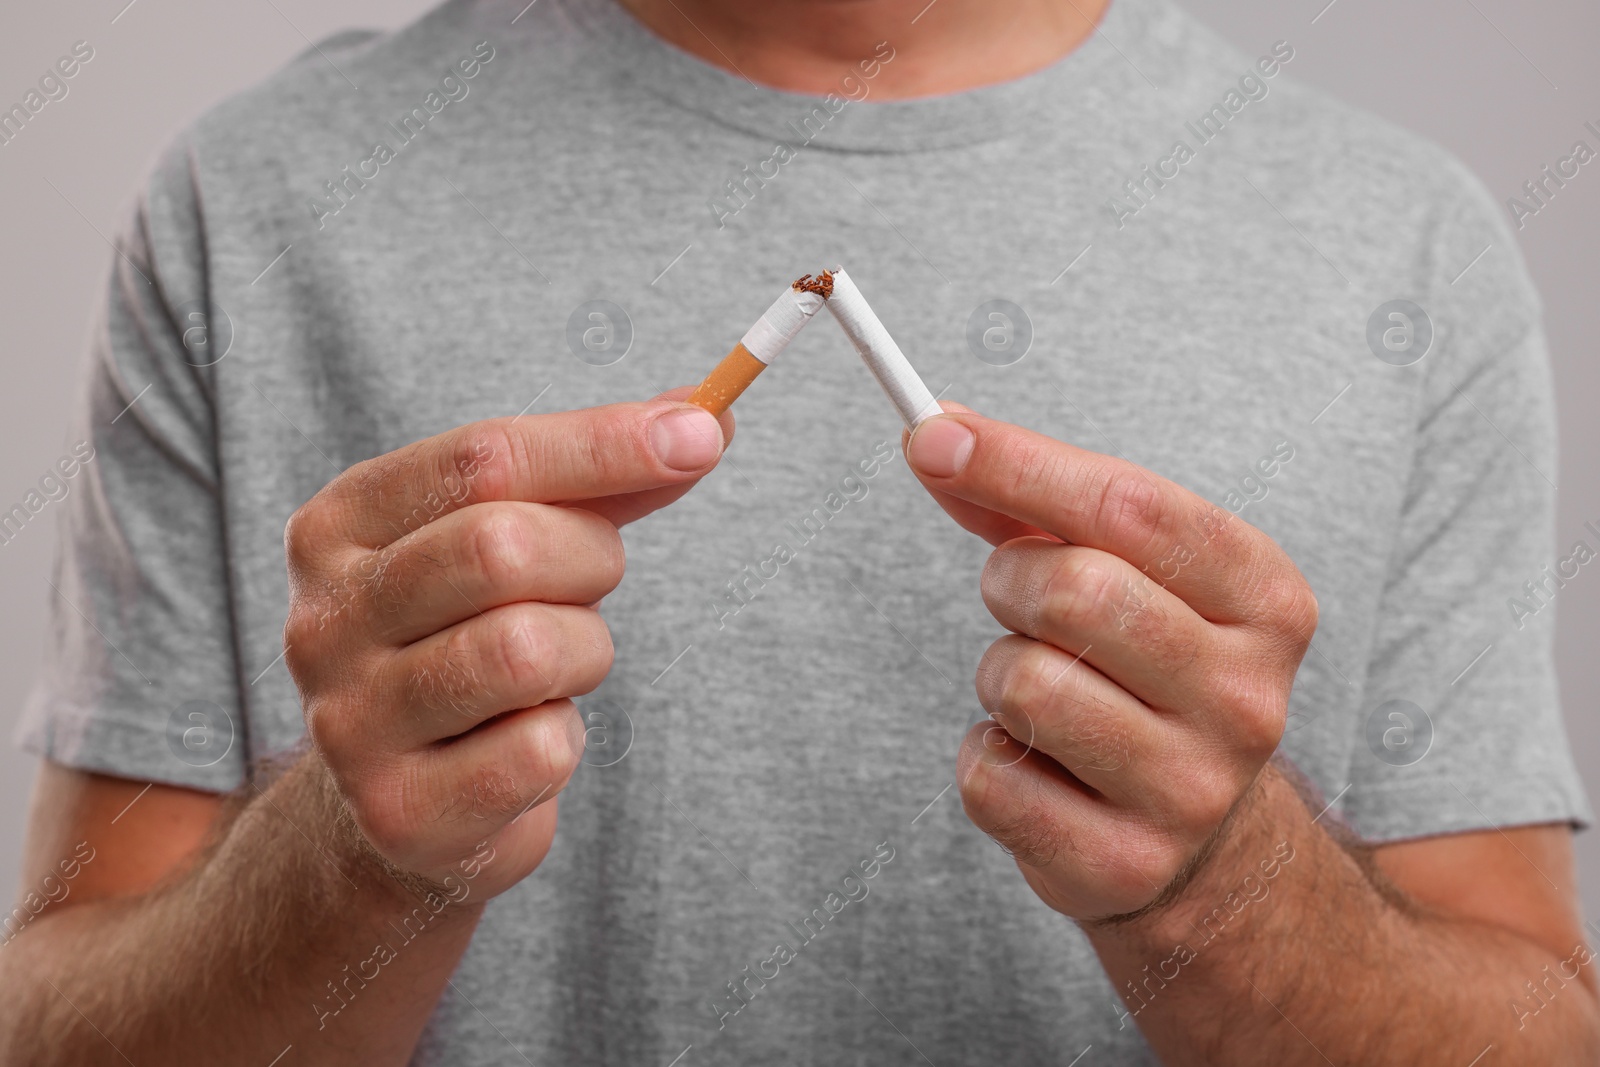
[823,267,942,430]
[687,277,829,416]
[688,266,942,431]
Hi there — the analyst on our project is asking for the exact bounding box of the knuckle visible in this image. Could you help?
[1005,645,1135,774]
[1124,838,1190,898]
[490,611,554,698]
[1244,554,1319,642]
[1091,469,1169,555]
[353,783,413,859]
[534,710,585,783]
[283,499,328,574]
[582,620,617,691]
[588,519,627,594]
[463,506,535,589]
[1273,577,1320,644]
[554,508,627,597]
[955,722,1041,837]
[956,725,1003,810]
[448,424,515,503]
[978,541,1025,609]
[304,697,354,760]
[524,611,614,701]
[303,700,333,751]
[282,606,321,662]
[1040,551,1121,632]
[513,705,583,792]
[340,451,392,504]
[1181,773,1241,834]
[1004,641,1066,720]
[980,537,1055,634]
[1225,679,1287,760]
[1194,782,1236,830]
[955,765,997,832]
[974,637,1024,717]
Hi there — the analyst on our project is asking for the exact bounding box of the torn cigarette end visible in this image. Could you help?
[688,280,828,417]
[792,271,835,299]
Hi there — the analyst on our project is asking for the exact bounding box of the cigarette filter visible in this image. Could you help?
[823,267,942,430]
[688,280,828,416]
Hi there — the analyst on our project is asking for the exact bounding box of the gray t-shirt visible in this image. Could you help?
[19,0,1591,1061]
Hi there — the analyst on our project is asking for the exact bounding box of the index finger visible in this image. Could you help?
[318,399,728,550]
[906,409,1278,623]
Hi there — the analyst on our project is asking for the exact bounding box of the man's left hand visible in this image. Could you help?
[905,405,1320,922]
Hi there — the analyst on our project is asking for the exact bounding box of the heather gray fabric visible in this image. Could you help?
[18,0,1591,1061]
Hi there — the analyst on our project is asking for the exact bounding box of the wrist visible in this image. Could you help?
[1083,764,1300,951]
[290,747,487,920]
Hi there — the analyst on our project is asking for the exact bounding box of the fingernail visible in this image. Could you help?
[650,406,723,471]
[908,417,975,478]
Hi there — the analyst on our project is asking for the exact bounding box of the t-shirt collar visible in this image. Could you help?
[550,0,1150,152]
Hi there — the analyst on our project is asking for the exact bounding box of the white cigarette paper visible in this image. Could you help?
[741,287,826,365]
[824,268,943,429]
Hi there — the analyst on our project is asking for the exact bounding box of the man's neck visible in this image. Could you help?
[612,0,1112,99]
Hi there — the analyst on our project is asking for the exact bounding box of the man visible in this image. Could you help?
[3,0,1594,1062]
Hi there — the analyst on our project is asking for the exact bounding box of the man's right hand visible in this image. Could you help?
[282,396,730,900]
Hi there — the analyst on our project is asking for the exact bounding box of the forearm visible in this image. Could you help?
[1086,764,1600,1066]
[0,752,486,1066]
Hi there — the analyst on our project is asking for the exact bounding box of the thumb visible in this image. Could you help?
[903,403,1057,547]
[567,386,736,528]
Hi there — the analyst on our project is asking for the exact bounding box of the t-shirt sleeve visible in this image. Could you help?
[1343,160,1592,841]
[14,136,249,793]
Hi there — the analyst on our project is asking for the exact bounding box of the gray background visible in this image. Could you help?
[2,0,1596,912]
